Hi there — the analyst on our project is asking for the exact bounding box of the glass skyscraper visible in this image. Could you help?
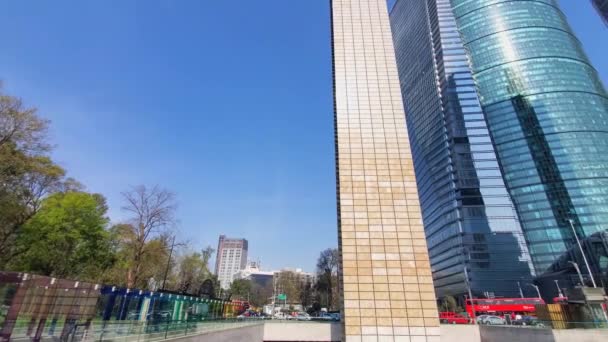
[389,0,534,299]
[592,0,608,25]
[450,0,608,289]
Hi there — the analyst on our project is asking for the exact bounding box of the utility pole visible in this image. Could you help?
[568,218,597,288]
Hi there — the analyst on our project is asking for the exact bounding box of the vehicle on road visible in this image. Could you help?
[475,315,490,324]
[513,316,545,327]
[294,312,312,321]
[273,312,288,320]
[466,298,544,320]
[439,312,471,324]
[314,312,341,322]
[484,316,506,325]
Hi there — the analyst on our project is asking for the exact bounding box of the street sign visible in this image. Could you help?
[277,294,287,300]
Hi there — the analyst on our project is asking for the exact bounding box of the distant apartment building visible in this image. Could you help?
[214,235,248,289]
[593,0,608,25]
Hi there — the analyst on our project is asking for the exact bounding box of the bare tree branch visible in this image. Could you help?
[120,185,177,287]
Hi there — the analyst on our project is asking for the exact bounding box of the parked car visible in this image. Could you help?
[439,312,471,324]
[273,312,288,320]
[513,316,545,327]
[314,314,333,321]
[314,312,341,322]
[475,315,490,324]
[484,316,506,325]
[295,312,312,321]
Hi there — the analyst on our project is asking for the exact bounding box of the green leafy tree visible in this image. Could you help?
[175,247,214,294]
[229,279,252,300]
[439,295,458,313]
[9,191,113,281]
[103,224,172,289]
[0,88,68,266]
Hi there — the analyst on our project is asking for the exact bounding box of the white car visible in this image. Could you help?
[273,312,288,320]
[476,315,490,324]
[295,312,312,321]
[484,316,506,325]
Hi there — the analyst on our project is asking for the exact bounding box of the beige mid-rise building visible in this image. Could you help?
[331,0,439,341]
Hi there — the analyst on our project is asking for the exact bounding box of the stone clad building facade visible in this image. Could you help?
[331,0,440,340]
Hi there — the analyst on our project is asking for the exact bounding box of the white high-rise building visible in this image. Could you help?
[214,235,248,289]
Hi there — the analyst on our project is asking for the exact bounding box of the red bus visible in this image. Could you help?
[465,298,545,319]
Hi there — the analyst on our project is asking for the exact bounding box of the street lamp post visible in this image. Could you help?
[568,218,597,288]
[526,283,541,299]
[161,236,176,291]
[554,280,564,298]
[517,281,524,298]
[462,249,476,322]
[568,261,586,286]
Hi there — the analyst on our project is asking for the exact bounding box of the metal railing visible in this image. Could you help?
[3,318,265,342]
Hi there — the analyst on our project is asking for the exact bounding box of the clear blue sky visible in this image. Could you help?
[0,1,605,273]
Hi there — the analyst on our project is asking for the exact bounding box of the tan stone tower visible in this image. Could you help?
[331,0,439,341]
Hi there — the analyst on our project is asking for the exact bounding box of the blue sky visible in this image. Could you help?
[0,1,606,272]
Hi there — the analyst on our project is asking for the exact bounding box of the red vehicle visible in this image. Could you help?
[439,312,471,324]
[465,298,545,319]
[553,297,568,304]
[231,300,251,315]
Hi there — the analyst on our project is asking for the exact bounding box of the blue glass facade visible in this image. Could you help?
[390,0,534,299]
[450,0,608,283]
[592,0,608,25]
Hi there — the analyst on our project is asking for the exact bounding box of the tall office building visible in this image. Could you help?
[331,0,439,341]
[592,0,608,25]
[214,235,248,289]
[390,0,534,299]
[450,0,608,291]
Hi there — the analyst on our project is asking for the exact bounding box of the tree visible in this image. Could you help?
[439,295,458,313]
[315,248,339,310]
[0,154,66,266]
[9,192,113,281]
[0,87,49,153]
[275,271,303,306]
[249,280,272,307]
[103,224,173,289]
[0,88,66,266]
[300,278,314,309]
[230,279,252,300]
[175,247,214,294]
[120,185,177,288]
